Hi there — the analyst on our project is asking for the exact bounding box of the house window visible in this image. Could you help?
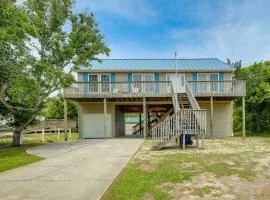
[132,73,154,92]
[144,74,154,92]
[209,73,219,92]
[197,73,219,92]
[101,74,111,92]
[89,74,98,92]
[88,74,111,93]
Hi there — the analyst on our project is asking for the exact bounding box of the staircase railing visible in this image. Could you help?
[171,81,180,112]
[152,109,207,147]
[185,82,207,131]
[186,82,200,109]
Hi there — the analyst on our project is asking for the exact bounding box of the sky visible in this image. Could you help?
[75,0,270,66]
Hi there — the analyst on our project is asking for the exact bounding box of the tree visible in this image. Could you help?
[0,0,110,146]
[0,0,32,129]
[44,94,77,120]
[226,59,242,79]
[233,61,270,134]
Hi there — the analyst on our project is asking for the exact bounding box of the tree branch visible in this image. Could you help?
[0,84,39,112]
[0,85,16,114]
[18,110,40,131]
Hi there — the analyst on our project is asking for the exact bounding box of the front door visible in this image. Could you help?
[167,74,185,93]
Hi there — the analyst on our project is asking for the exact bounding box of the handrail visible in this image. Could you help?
[152,109,207,147]
[170,79,180,112]
[186,82,200,109]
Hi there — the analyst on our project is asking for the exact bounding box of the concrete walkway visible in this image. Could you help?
[0,138,144,200]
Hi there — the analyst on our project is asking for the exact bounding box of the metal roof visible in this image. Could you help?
[79,58,233,72]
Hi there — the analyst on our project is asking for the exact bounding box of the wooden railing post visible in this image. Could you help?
[64,99,68,141]
[104,98,107,138]
[210,96,214,137]
[143,97,147,138]
[242,96,246,138]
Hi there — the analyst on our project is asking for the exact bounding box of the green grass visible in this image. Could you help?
[0,146,44,173]
[0,132,79,173]
[102,149,259,200]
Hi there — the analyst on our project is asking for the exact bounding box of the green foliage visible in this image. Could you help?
[227,59,242,79]
[233,61,270,133]
[0,0,109,145]
[0,132,79,172]
[44,94,78,120]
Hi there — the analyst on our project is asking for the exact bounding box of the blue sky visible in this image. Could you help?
[75,0,270,66]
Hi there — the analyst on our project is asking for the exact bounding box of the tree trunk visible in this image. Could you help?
[12,129,22,147]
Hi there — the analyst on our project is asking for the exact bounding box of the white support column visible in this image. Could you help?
[242,96,246,138]
[210,96,214,137]
[143,97,147,138]
[104,98,107,138]
[64,99,68,141]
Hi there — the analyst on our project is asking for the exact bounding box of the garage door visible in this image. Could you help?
[83,114,112,138]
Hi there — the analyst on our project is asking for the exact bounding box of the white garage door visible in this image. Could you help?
[83,114,112,138]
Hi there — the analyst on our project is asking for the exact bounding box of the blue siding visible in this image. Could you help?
[128,73,132,92]
[219,72,224,92]
[154,73,159,92]
[111,73,115,89]
[83,73,89,93]
[83,73,89,81]
[192,73,197,93]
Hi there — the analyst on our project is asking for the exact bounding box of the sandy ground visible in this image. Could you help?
[135,137,270,200]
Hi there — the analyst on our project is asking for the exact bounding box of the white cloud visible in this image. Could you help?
[86,0,158,24]
[89,0,270,65]
[170,1,270,66]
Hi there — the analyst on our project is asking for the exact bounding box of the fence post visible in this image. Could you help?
[57,128,60,142]
[64,99,68,141]
[42,129,45,142]
[69,128,72,139]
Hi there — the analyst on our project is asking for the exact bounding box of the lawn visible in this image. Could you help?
[0,132,79,173]
[102,137,270,200]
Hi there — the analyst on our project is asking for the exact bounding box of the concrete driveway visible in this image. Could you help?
[0,138,144,200]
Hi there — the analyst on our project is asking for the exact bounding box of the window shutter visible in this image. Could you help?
[83,73,89,93]
[128,73,132,92]
[83,73,89,81]
[111,73,115,89]
[154,73,159,92]
[192,73,197,93]
[219,72,224,92]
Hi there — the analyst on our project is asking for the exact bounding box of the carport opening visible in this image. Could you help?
[125,113,144,136]
[115,104,173,138]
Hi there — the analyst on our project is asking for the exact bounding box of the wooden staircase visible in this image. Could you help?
[132,107,173,135]
[152,78,207,150]
[177,93,192,109]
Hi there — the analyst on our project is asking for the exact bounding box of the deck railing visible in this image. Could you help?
[187,80,246,97]
[63,80,246,98]
[63,81,172,98]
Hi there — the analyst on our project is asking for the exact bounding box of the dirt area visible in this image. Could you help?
[135,137,270,200]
